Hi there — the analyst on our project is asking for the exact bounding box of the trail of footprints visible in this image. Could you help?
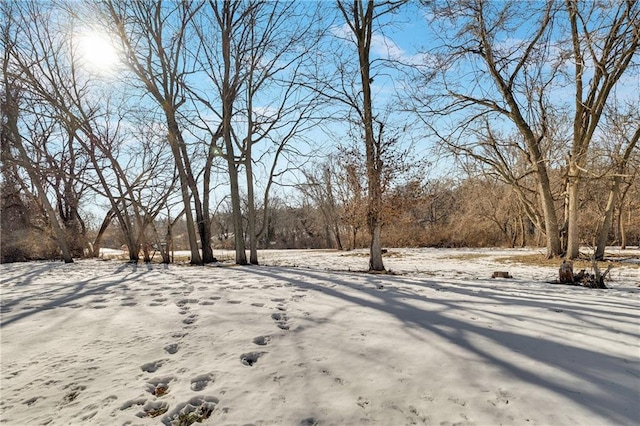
[118,292,220,424]
[118,288,310,424]
[120,352,217,423]
[241,296,293,368]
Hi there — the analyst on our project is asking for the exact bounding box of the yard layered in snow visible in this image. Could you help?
[1,248,639,425]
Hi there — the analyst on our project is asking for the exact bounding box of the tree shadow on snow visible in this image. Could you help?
[240,265,639,425]
[1,262,146,328]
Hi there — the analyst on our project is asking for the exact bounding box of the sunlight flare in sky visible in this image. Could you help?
[77,30,120,74]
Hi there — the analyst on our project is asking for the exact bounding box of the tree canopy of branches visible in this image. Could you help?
[410,0,639,259]
[1,0,637,265]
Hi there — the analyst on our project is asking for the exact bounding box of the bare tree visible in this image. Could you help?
[331,0,408,271]
[5,1,179,262]
[594,103,640,259]
[2,1,75,262]
[190,0,249,264]
[190,1,325,265]
[239,1,324,264]
[563,0,639,259]
[79,107,177,262]
[299,158,345,250]
[413,0,639,258]
[101,0,218,264]
[412,0,565,257]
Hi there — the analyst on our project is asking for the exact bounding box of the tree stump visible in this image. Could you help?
[555,260,609,289]
[559,260,574,284]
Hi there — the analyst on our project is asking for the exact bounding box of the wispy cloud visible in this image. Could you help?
[331,23,430,66]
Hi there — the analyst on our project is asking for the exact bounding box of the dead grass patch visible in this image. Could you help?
[341,250,405,258]
[450,253,492,261]
[495,253,636,270]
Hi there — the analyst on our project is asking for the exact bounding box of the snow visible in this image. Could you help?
[1,248,639,425]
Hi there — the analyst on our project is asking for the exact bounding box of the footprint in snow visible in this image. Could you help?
[23,396,43,406]
[190,373,215,391]
[182,314,198,325]
[488,389,511,406]
[240,352,266,366]
[161,396,218,425]
[253,335,271,346]
[140,360,165,373]
[357,396,370,408]
[271,312,290,330]
[171,332,188,339]
[101,395,118,407]
[164,343,179,355]
[135,400,169,418]
[61,384,86,404]
[145,376,174,397]
[176,298,199,307]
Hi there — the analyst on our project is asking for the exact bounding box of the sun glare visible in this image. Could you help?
[77,31,120,74]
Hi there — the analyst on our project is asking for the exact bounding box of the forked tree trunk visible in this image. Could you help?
[90,209,115,257]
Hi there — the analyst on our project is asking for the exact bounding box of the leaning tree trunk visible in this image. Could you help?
[537,165,563,258]
[90,209,115,257]
[5,101,73,263]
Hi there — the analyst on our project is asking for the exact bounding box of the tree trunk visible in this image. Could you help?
[356,0,385,271]
[246,157,258,265]
[125,230,139,262]
[369,221,384,271]
[91,209,115,257]
[598,130,638,257]
[619,207,626,250]
[166,119,202,265]
[566,172,580,259]
[594,179,618,260]
[537,164,563,258]
[220,1,246,265]
[352,227,358,250]
[177,133,214,264]
[227,160,246,265]
[245,67,258,265]
[15,143,74,263]
[333,223,343,251]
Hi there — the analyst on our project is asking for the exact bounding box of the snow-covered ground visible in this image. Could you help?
[1,248,639,425]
